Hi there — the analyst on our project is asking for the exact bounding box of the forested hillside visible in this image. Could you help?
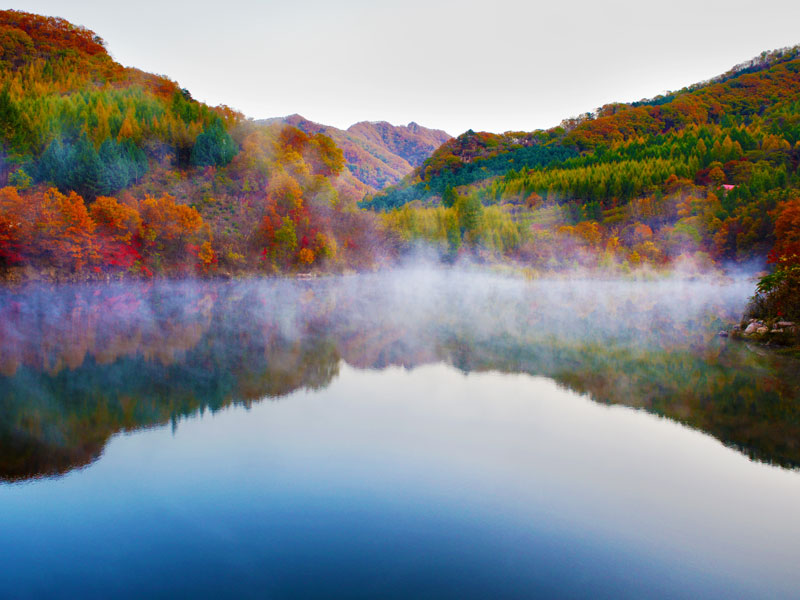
[366,46,800,282]
[1,8,798,295]
[0,10,383,280]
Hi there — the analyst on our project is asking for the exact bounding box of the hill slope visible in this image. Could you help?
[0,10,383,280]
[367,46,800,271]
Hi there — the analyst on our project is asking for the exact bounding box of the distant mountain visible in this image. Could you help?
[258,114,451,200]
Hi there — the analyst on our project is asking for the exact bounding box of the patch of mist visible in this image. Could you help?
[0,258,762,380]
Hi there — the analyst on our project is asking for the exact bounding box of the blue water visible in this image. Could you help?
[1,274,799,598]
[2,363,798,599]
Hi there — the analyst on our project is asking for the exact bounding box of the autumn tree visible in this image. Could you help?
[769,197,800,265]
[306,133,344,177]
[749,197,800,321]
[90,196,142,271]
[139,194,208,273]
[36,188,97,272]
[0,185,31,266]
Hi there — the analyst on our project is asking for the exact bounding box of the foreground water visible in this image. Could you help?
[1,270,799,598]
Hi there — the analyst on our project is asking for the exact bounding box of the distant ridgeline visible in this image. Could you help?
[257,114,451,201]
[361,132,578,210]
[363,45,800,275]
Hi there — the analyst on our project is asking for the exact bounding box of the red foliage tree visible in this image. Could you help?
[90,196,143,271]
[769,197,800,265]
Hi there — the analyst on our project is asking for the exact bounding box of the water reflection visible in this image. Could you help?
[1,270,798,481]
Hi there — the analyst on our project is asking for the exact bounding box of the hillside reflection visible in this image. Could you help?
[1,271,798,481]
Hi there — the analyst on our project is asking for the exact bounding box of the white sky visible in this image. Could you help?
[13,0,800,135]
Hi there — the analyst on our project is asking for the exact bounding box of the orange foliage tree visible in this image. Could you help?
[36,188,97,272]
[769,197,800,265]
[90,196,142,271]
[0,186,33,265]
[139,194,210,273]
[1,186,98,272]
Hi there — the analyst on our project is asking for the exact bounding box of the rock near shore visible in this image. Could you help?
[730,318,798,346]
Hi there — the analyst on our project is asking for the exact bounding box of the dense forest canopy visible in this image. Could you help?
[0,10,382,279]
[363,45,800,289]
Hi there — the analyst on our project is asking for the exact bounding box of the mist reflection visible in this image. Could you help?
[1,270,798,481]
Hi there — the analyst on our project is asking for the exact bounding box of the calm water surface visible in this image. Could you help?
[1,270,799,598]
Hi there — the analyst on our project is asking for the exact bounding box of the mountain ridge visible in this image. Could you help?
[366,42,800,212]
[365,44,800,278]
[257,114,450,200]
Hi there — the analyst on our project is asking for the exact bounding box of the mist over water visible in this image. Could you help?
[0,266,754,378]
[2,268,800,598]
[2,266,795,477]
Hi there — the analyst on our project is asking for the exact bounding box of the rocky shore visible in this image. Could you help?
[722,318,799,348]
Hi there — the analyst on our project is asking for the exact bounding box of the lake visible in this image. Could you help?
[1,270,799,599]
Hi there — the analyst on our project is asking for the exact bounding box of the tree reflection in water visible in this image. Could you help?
[1,270,798,481]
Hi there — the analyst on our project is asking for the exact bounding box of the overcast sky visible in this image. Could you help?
[14,0,800,135]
